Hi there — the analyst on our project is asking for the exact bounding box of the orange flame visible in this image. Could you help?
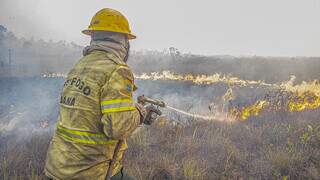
[136,71,275,87]
[231,92,320,120]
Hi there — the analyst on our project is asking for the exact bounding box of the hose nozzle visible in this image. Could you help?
[137,95,166,107]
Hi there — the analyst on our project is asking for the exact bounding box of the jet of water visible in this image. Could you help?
[166,105,234,122]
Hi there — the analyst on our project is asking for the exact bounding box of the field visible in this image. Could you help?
[0,75,319,180]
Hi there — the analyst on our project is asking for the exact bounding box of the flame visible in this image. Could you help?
[280,75,320,96]
[277,77,320,113]
[136,71,276,87]
[287,92,320,112]
[231,92,320,120]
[222,87,235,102]
[42,72,67,78]
[230,100,269,120]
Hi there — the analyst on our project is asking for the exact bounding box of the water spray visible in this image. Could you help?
[137,95,233,122]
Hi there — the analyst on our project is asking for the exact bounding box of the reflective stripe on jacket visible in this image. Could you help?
[44,50,140,180]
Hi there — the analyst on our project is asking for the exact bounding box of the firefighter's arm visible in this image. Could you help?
[100,66,141,140]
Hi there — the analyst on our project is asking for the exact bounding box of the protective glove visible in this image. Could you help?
[144,104,162,125]
[135,103,147,124]
[135,103,162,125]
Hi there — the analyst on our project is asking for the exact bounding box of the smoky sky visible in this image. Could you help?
[0,0,319,57]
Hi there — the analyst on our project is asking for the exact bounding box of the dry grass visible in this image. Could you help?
[1,110,320,180]
[123,111,320,179]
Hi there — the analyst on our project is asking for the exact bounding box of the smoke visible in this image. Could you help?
[0,77,63,137]
[0,75,239,138]
[0,27,82,78]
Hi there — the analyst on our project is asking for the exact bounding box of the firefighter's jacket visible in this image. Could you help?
[45,48,140,180]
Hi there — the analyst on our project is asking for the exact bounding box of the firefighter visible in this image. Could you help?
[45,8,159,180]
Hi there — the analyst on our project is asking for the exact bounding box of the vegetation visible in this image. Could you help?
[1,109,319,179]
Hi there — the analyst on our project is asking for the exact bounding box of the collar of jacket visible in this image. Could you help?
[83,40,127,64]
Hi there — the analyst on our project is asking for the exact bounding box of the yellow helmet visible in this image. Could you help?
[82,8,136,39]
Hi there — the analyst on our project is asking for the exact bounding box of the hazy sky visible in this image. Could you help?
[0,0,319,56]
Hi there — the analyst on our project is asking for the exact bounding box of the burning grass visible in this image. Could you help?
[1,76,320,179]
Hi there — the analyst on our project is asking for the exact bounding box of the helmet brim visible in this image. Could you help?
[82,29,136,40]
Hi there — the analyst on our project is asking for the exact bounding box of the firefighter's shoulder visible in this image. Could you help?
[109,65,137,93]
[112,65,134,83]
